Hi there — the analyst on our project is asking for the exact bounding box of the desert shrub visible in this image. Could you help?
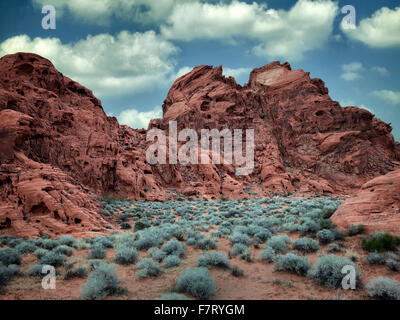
[162,255,181,268]
[81,263,122,300]
[40,252,67,266]
[99,209,111,216]
[89,244,106,259]
[33,248,49,259]
[176,267,216,300]
[53,245,74,257]
[274,253,311,276]
[366,252,386,265]
[231,266,244,277]
[114,247,138,265]
[362,232,400,252]
[161,240,185,257]
[195,237,217,250]
[308,255,361,289]
[0,263,20,286]
[266,235,291,253]
[134,220,151,232]
[238,247,253,262]
[94,236,114,249]
[230,243,248,257]
[158,293,191,300]
[56,235,78,248]
[0,248,21,266]
[28,264,46,277]
[293,238,319,253]
[332,229,345,241]
[229,232,252,246]
[328,243,341,253]
[15,242,37,255]
[40,239,59,250]
[366,277,400,300]
[120,222,132,230]
[134,230,163,250]
[299,219,320,235]
[348,224,365,236]
[197,252,230,269]
[259,247,276,263]
[114,233,135,249]
[137,258,161,278]
[316,229,335,244]
[148,248,166,262]
[386,259,400,272]
[64,266,88,280]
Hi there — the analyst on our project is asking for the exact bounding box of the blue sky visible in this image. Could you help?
[0,0,399,140]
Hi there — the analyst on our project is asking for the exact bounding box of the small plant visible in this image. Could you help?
[176,267,216,300]
[157,293,191,300]
[137,258,161,278]
[348,224,365,236]
[259,247,276,263]
[0,248,21,265]
[40,252,67,266]
[195,237,217,250]
[386,259,400,272]
[114,247,138,265]
[274,253,310,276]
[15,242,37,255]
[53,245,74,257]
[162,255,181,268]
[56,235,78,248]
[229,232,252,246]
[148,248,166,262]
[161,240,185,258]
[64,266,88,280]
[89,244,107,259]
[134,221,150,232]
[33,248,49,259]
[293,238,319,253]
[366,277,400,300]
[266,235,291,253]
[28,264,47,277]
[81,263,123,300]
[231,266,244,277]
[366,252,386,265]
[316,229,335,244]
[308,255,361,289]
[197,252,231,269]
[362,232,400,252]
[120,222,132,230]
[0,263,20,286]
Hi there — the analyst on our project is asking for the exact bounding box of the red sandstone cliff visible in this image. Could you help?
[0,52,399,237]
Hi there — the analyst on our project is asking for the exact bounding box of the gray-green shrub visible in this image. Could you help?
[176,267,216,300]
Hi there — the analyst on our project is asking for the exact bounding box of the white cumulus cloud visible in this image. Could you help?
[340,62,363,81]
[342,6,400,48]
[0,31,179,98]
[32,0,197,25]
[160,0,338,61]
[371,90,400,106]
[223,67,251,79]
[371,66,389,77]
[117,106,162,129]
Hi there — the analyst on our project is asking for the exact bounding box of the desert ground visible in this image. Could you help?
[1,196,400,300]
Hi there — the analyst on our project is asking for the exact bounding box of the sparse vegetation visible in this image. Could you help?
[176,267,216,300]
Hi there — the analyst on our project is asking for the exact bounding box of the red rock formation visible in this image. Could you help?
[331,169,400,236]
[0,52,399,237]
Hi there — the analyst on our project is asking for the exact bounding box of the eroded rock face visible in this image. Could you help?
[155,61,400,198]
[331,169,400,235]
[0,52,399,237]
